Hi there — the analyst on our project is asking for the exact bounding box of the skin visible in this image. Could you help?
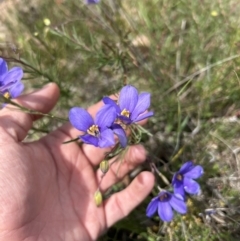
[0,83,155,241]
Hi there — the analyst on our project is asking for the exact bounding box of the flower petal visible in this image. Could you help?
[179,161,194,174]
[2,67,23,86]
[118,115,132,124]
[134,111,154,123]
[131,93,151,120]
[0,81,15,92]
[69,107,94,131]
[102,97,120,111]
[98,129,115,148]
[86,0,100,4]
[9,81,24,98]
[146,197,159,217]
[111,124,127,147]
[95,105,116,130]
[119,85,138,113]
[158,201,173,222]
[184,165,204,179]
[171,173,178,186]
[80,134,98,147]
[183,177,200,195]
[172,176,185,199]
[169,194,187,214]
[0,58,8,77]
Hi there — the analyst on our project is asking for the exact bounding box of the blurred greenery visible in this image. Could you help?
[1,0,240,240]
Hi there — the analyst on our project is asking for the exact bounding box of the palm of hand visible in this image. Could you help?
[0,84,154,241]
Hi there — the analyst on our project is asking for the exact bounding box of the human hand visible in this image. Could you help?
[0,83,154,241]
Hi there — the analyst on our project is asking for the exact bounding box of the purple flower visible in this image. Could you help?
[103,85,154,124]
[0,58,24,100]
[172,161,204,199]
[86,0,100,4]
[146,191,187,222]
[69,104,117,148]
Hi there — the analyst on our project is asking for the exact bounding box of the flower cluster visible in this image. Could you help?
[0,58,24,101]
[68,82,204,223]
[69,85,153,148]
[146,161,203,222]
[172,161,203,200]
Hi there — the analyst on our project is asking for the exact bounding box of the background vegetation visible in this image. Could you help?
[1,0,240,240]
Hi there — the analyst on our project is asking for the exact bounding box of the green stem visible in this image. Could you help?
[4,97,68,122]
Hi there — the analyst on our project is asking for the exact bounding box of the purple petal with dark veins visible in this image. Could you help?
[179,161,194,174]
[131,92,151,120]
[9,81,24,98]
[184,165,203,179]
[80,134,98,147]
[0,80,17,92]
[119,85,138,113]
[111,124,127,147]
[158,201,173,222]
[134,111,154,123]
[98,129,115,148]
[146,196,159,217]
[183,177,200,194]
[95,105,116,130]
[102,97,121,113]
[69,107,94,131]
[2,67,23,86]
[169,194,187,214]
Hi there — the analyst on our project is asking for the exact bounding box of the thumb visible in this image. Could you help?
[0,83,60,142]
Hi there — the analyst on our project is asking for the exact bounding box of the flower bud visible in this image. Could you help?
[100,160,109,174]
[94,190,102,207]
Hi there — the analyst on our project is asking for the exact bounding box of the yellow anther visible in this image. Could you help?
[3,91,11,99]
[120,109,130,118]
[87,125,100,136]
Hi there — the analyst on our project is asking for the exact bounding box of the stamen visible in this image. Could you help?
[120,108,130,118]
[159,193,168,201]
[3,91,11,99]
[87,125,100,137]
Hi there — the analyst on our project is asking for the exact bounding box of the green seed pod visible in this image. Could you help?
[94,190,103,207]
[100,160,109,174]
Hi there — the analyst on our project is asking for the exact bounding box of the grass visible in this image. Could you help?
[1,0,240,240]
